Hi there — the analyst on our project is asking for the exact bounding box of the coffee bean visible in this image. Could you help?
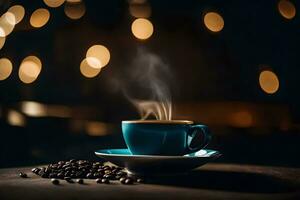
[93,173,102,178]
[58,161,65,165]
[49,173,57,178]
[31,168,37,173]
[64,177,74,183]
[65,167,71,171]
[86,173,93,179]
[19,172,27,178]
[96,178,102,184]
[115,175,121,180]
[137,178,144,183]
[76,179,84,184]
[101,178,109,184]
[66,170,72,175]
[103,174,113,179]
[116,171,126,176]
[51,178,59,185]
[120,177,126,184]
[57,172,64,179]
[125,178,134,185]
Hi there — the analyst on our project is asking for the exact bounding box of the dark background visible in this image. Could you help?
[0,0,299,168]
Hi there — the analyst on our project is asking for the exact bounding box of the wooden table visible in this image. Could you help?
[0,163,299,200]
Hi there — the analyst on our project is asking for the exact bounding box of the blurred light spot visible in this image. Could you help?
[278,0,296,19]
[230,111,253,128]
[86,121,109,136]
[66,0,82,2]
[4,12,16,25]
[0,12,15,37]
[7,110,26,127]
[21,101,47,117]
[47,105,71,118]
[86,45,110,68]
[0,58,13,80]
[259,70,279,94]
[80,58,101,78]
[30,8,50,28]
[128,0,147,4]
[129,3,151,18]
[64,0,86,20]
[8,5,25,24]
[86,57,102,69]
[19,56,42,84]
[0,37,5,49]
[204,12,224,32]
[43,0,65,8]
[131,18,153,40]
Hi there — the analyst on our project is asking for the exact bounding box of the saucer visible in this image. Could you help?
[94,148,221,175]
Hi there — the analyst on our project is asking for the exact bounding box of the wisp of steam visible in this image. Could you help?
[117,48,172,120]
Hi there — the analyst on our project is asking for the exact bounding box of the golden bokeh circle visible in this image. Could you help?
[278,0,296,19]
[204,12,224,32]
[86,45,110,68]
[43,0,65,8]
[8,5,25,24]
[131,18,154,40]
[64,1,86,20]
[19,56,42,84]
[0,37,5,49]
[80,58,101,78]
[259,70,279,94]
[0,13,16,37]
[30,8,50,28]
[0,58,13,80]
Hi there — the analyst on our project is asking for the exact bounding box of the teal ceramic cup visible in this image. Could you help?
[122,120,211,156]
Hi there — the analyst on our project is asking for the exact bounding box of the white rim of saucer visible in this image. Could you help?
[95,149,221,159]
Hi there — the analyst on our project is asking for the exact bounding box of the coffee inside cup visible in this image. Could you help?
[122,120,194,124]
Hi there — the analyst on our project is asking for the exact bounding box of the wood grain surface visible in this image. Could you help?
[0,163,299,200]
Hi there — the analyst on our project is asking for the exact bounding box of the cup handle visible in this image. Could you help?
[185,124,211,154]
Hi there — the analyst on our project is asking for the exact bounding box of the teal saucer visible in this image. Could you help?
[94,148,221,175]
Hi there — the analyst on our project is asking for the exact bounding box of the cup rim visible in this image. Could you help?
[122,120,194,124]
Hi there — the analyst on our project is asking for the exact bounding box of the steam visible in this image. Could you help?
[120,48,172,120]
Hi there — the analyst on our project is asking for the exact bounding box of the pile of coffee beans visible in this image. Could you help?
[22,159,143,185]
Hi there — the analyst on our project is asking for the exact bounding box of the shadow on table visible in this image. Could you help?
[143,170,299,193]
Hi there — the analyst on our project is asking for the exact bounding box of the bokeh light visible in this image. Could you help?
[43,0,65,8]
[80,58,101,78]
[0,37,5,49]
[30,8,50,28]
[203,12,224,32]
[278,0,296,19]
[86,57,102,69]
[85,121,109,136]
[229,111,253,128]
[0,58,13,80]
[86,45,110,68]
[259,70,279,94]
[64,0,86,20]
[7,110,26,127]
[0,12,16,37]
[8,5,25,24]
[131,18,154,40]
[19,56,42,84]
[129,3,151,18]
[21,101,47,117]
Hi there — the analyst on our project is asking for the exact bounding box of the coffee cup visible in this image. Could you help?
[122,120,211,156]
